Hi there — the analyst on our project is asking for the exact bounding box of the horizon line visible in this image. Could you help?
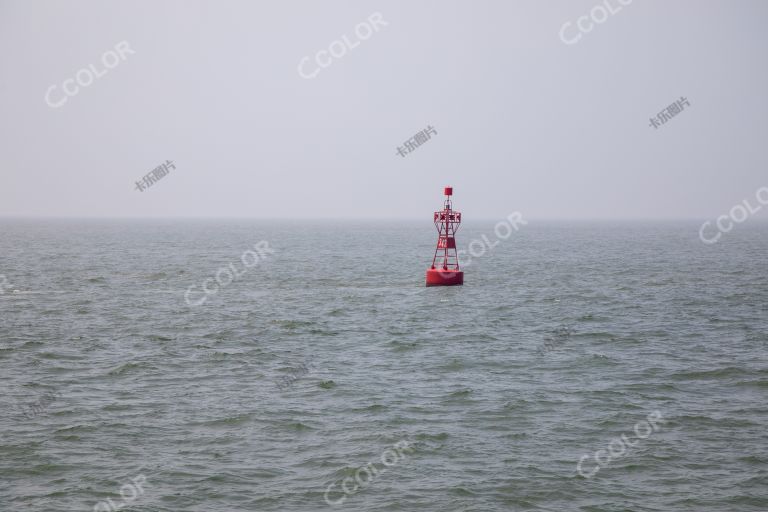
[1,216,766,222]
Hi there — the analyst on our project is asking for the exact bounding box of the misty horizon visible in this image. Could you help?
[2,0,767,221]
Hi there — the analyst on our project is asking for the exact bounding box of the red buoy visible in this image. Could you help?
[426,186,464,287]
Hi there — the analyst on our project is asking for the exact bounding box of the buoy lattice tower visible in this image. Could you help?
[426,187,464,287]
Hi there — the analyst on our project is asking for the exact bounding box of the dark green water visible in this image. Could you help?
[1,220,766,511]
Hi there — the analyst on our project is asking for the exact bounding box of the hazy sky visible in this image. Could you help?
[1,0,767,219]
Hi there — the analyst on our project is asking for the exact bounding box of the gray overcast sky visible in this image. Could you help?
[1,0,767,219]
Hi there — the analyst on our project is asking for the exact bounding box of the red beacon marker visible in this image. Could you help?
[426,186,464,287]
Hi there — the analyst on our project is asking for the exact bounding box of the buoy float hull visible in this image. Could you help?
[425,269,464,287]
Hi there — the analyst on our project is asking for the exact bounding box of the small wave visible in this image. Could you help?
[309,329,340,336]
[415,432,448,441]
[449,486,478,497]
[735,379,768,388]
[202,331,233,340]
[54,434,80,441]
[288,421,313,431]
[671,366,752,380]
[388,340,418,352]
[195,414,252,427]
[207,351,235,359]
[502,399,529,410]
[572,353,617,365]
[25,463,72,476]
[578,331,616,340]
[107,361,151,376]
[439,359,464,371]
[37,352,83,361]
[676,414,757,428]
[738,454,765,464]
[272,320,313,330]
[54,424,98,435]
